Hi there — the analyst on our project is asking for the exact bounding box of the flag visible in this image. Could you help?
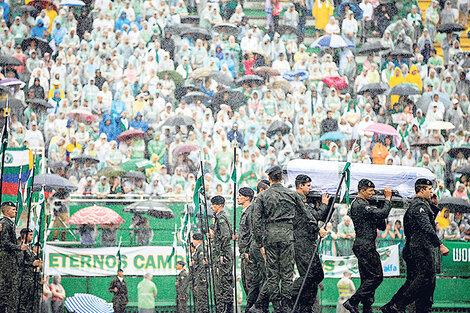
[167,224,178,263]
[340,162,351,207]
[117,236,122,269]
[1,148,33,196]
[193,175,203,221]
[180,205,191,247]
[231,164,237,183]
[32,187,45,245]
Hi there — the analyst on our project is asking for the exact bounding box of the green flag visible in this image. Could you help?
[193,175,203,221]
[340,162,351,207]
[117,236,122,269]
[167,224,178,263]
[231,165,237,183]
[32,187,45,245]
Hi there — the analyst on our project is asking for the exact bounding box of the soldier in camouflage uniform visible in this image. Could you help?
[293,175,329,313]
[210,196,234,313]
[0,202,27,313]
[382,178,449,313]
[250,166,316,313]
[191,233,209,313]
[18,228,43,313]
[343,179,392,313]
[176,260,189,313]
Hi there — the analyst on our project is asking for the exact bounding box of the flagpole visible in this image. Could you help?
[14,166,23,225]
[198,203,215,313]
[232,145,238,313]
[34,186,46,313]
[0,109,10,204]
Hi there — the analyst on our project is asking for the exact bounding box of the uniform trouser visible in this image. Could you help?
[389,248,435,312]
[242,253,266,312]
[113,301,127,313]
[0,254,19,313]
[214,256,234,313]
[18,273,36,313]
[177,298,188,313]
[349,244,383,307]
[195,281,209,313]
[292,240,324,312]
[260,240,295,303]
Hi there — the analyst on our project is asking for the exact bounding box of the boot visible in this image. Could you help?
[343,300,360,313]
[283,298,293,313]
[380,303,405,313]
[363,306,373,313]
[272,301,283,313]
[225,302,234,313]
[248,298,269,313]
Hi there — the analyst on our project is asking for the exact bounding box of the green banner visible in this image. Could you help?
[441,241,470,277]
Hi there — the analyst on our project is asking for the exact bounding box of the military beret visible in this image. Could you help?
[266,165,282,176]
[211,196,225,205]
[358,179,375,190]
[239,187,254,198]
[415,178,433,186]
[177,260,186,266]
[295,174,312,185]
[1,201,15,209]
[192,233,203,241]
[260,179,270,186]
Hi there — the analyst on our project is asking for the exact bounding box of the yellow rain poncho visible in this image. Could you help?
[312,0,334,31]
[389,67,405,106]
[405,65,423,91]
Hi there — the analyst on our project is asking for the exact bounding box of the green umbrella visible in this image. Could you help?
[120,159,155,172]
[96,166,126,178]
[157,70,184,87]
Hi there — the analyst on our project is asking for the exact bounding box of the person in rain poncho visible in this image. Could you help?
[389,67,404,106]
[312,0,334,31]
[405,65,423,91]
[130,112,149,133]
[99,113,118,142]
[32,19,48,39]
[115,11,131,32]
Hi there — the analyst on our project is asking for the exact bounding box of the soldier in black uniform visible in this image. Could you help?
[293,174,330,313]
[381,178,449,313]
[250,166,316,313]
[210,196,234,313]
[18,228,43,313]
[191,233,209,313]
[0,201,27,313]
[176,260,189,313]
[343,179,392,313]
[108,269,129,313]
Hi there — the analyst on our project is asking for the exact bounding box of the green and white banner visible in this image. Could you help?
[44,244,186,276]
[322,244,400,278]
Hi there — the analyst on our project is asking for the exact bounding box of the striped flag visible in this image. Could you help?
[1,148,33,196]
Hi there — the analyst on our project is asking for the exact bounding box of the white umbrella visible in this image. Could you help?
[426,121,455,130]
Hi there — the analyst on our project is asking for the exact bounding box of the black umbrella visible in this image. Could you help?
[357,83,389,95]
[213,23,240,37]
[297,148,321,160]
[386,83,421,96]
[266,120,291,137]
[179,26,211,40]
[125,201,175,219]
[448,147,470,158]
[374,3,398,17]
[0,56,23,66]
[211,89,247,110]
[71,155,100,164]
[123,171,147,180]
[410,138,442,148]
[210,71,234,86]
[164,24,190,36]
[438,197,470,213]
[26,98,52,108]
[277,25,304,42]
[181,91,210,103]
[456,165,470,175]
[180,16,200,25]
[0,99,26,122]
[33,174,78,192]
[437,23,465,33]
[15,5,39,13]
[387,49,414,59]
[180,205,214,218]
[356,41,390,54]
[235,75,264,87]
[21,37,53,55]
[162,115,195,127]
[48,161,69,168]
[174,85,201,100]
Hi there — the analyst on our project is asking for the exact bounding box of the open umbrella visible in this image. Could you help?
[27,0,57,10]
[278,25,304,42]
[266,121,291,137]
[165,24,191,36]
[71,155,100,164]
[268,80,292,92]
[364,123,399,136]
[116,129,146,142]
[67,109,97,122]
[297,148,321,160]
[387,83,421,96]
[438,197,470,213]
[33,174,77,191]
[65,294,113,313]
[213,23,240,36]
[451,51,470,64]
[336,1,363,19]
[26,98,52,108]
[416,92,451,112]
[386,49,414,59]
[210,71,234,86]
[357,83,389,95]
[0,99,25,121]
[157,70,184,87]
[15,5,39,13]
[282,70,309,82]
[0,78,26,88]
[120,159,155,172]
[235,75,264,87]
[123,171,147,180]
[0,56,22,66]
[21,37,53,55]
[253,66,280,77]
[426,121,455,131]
[125,201,175,219]
[320,131,347,141]
[311,35,354,49]
[356,41,390,54]
[180,15,200,24]
[182,91,210,103]
[68,206,125,225]
[410,138,442,148]
[59,0,85,6]
[247,50,270,63]
[180,26,211,40]
[456,165,470,175]
[211,89,247,111]
[448,147,470,158]
[189,67,212,80]
[162,115,195,127]
[174,84,201,100]
[174,144,199,155]
[48,161,68,169]
[438,23,465,33]
[322,76,348,90]
[96,166,126,178]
